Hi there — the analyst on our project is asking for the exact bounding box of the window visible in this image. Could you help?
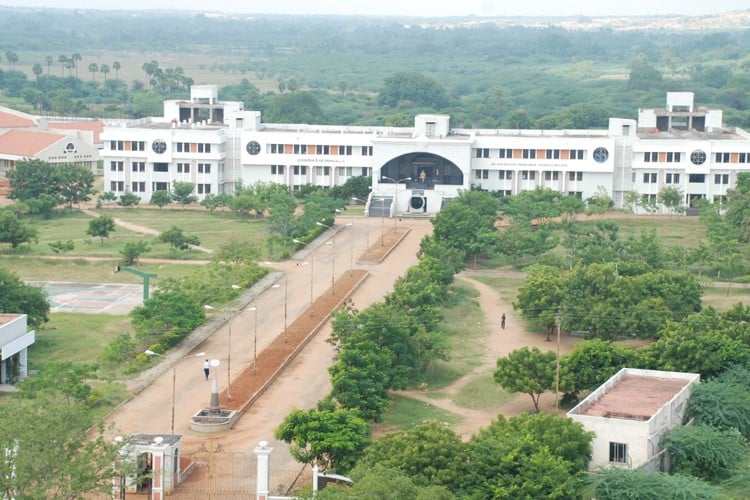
[110,140,124,151]
[110,181,124,191]
[197,183,211,194]
[176,142,189,153]
[271,165,285,175]
[544,171,559,181]
[177,163,190,173]
[715,152,730,163]
[569,171,583,181]
[644,152,658,162]
[153,163,169,173]
[665,173,680,184]
[521,171,536,180]
[293,165,307,175]
[197,143,211,153]
[361,146,373,156]
[499,148,513,158]
[689,174,706,183]
[152,139,167,154]
[361,167,370,177]
[568,191,583,199]
[110,161,123,172]
[609,442,628,464]
[522,149,536,159]
[131,182,145,192]
[475,148,489,158]
[316,166,331,176]
[714,174,729,185]
[570,149,584,160]
[690,150,707,165]
[643,173,657,184]
[132,161,145,172]
[666,152,681,163]
[474,170,489,179]
[593,147,609,163]
[197,164,211,174]
[152,182,169,191]
[499,170,512,180]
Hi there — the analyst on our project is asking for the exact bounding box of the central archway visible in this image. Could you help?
[380,152,463,188]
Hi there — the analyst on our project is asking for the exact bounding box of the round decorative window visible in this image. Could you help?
[593,147,609,163]
[246,141,261,155]
[690,150,706,165]
[65,142,75,152]
[152,139,167,154]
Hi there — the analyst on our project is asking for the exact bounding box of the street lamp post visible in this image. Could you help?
[144,349,206,434]
[204,294,241,402]
[247,306,258,374]
[316,221,336,295]
[381,176,411,234]
[293,238,315,314]
[351,197,370,260]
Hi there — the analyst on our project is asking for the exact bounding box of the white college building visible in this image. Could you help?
[567,368,700,472]
[100,86,750,216]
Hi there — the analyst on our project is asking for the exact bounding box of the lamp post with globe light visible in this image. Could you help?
[203,289,241,402]
[293,238,316,314]
[381,175,411,234]
[316,221,336,295]
[144,349,206,434]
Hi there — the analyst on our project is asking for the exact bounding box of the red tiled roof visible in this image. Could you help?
[0,109,35,128]
[0,129,66,157]
[48,120,105,144]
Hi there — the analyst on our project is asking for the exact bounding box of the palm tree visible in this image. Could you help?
[88,62,99,81]
[57,54,67,76]
[112,61,121,79]
[44,55,53,74]
[32,63,43,81]
[5,51,18,70]
[100,64,110,81]
[71,53,81,77]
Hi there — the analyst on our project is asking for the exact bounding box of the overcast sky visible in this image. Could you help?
[0,0,747,17]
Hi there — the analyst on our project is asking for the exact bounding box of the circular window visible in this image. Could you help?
[593,147,609,163]
[246,141,261,155]
[691,150,706,165]
[410,196,425,210]
[152,139,167,154]
[65,142,75,152]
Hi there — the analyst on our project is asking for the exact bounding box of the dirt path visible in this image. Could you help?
[397,274,582,439]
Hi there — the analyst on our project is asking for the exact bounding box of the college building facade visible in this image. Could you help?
[97,86,750,216]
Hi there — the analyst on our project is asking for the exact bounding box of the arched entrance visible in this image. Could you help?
[380,152,463,188]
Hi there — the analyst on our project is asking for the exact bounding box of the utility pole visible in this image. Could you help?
[555,307,562,412]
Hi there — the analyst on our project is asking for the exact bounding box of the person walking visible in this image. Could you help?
[203,359,210,380]
[501,313,506,330]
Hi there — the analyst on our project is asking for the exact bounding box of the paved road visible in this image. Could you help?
[103,216,434,489]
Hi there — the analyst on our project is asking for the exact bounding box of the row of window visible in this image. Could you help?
[176,142,212,153]
[641,172,730,184]
[475,148,587,160]
[644,151,750,165]
[110,161,212,174]
[109,140,146,151]
[110,182,211,194]
[271,165,370,177]
[715,152,750,163]
[644,152,681,163]
[476,169,585,181]
[268,144,374,156]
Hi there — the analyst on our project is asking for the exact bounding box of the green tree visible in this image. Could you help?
[355,421,465,487]
[158,226,200,251]
[658,186,685,216]
[378,72,448,109]
[32,63,43,80]
[171,181,197,208]
[627,61,663,91]
[0,209,38,249]
[0,267,49,328]
[119,241,151,266]
[112,60,121,79]
[88,62,98,81]
[99,63,110,80]
[316,464,454,499]
[86,214,116,243]
[130,290,205,348]
[591,467,718,500]
[494,347,557,411]
[275,400,370,472]
[199,193,232,213]
[6,159,61,203]
[663,424,746,482]
[150,190,172,208]
[685,373,750,439]
[513,265,566,340]
[117,192,140,208]
[57,164,96,209]
[212,238,262,265]
[264,92,324,123]
[562,339,636,399]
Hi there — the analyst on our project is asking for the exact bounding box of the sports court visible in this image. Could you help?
[29,281,145,315]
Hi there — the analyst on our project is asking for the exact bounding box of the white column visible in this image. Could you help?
[255,440,273,500]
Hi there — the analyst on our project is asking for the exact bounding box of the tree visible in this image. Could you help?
[685,373,750,439]
[494,347,557,411]
[212,238,262,265]
[120,241,151,266]
[99,63,110,80]
[6,159,61,202]
[88,62,98,81]
[4,51,18,70]
[264,91,324,123]
[199,193,232,213]
[662,424,746,482]
[112,60,121,79]
[316,464,453,499]
[117,192,140,208]
[57,164,96,209]
[171,181,197,208]
[585,185,613,216]
[627,61,662,91]
[337,80,347,96]
[0,209,38,249]
[378,72,449,109]
[355,421,465,487]
[658,186,685,216]
[32,63,43,81]
[70,52,81,77]
[275,400,370,472]
[158,226,200,251]
[562,339,635,400]
[150,190,172,208]
[287,78,298,92]
[44,55,53,74]
[130,290,205,348]
[0,267,49,328]
[86,214,116,243]
[514,265,566,340]
[591,467,718,500]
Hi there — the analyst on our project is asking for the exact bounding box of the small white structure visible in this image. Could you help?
[115,434,183,499]
[0,314,34,385]
[567,368,699,471]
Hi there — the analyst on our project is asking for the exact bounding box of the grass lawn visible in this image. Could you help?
[374,394,462,434]
[453,371,515,411]
[701,285,750,310]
